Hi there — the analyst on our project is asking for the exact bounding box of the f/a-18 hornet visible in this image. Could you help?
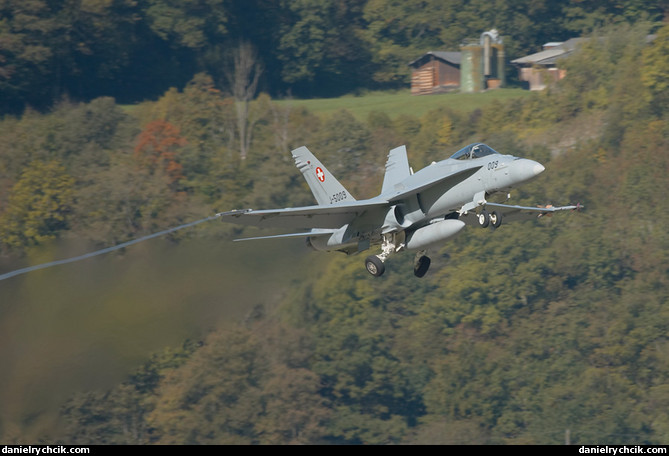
[219,143,580,277]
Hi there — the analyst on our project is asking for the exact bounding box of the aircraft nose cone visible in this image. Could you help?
[513,159,545,184]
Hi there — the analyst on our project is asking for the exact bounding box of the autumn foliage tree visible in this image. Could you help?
[134,120,186,187]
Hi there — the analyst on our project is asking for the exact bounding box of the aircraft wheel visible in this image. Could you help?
[478,210,490,228]
[414,255,431,278]
[490,211,503,228]
[365,255,386,277]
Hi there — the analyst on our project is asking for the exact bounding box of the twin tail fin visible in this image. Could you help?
[291,146,356,205]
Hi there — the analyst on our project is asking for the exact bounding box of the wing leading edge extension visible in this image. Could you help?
[386,165,483,202]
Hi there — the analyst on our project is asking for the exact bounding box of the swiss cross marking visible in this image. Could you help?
[316,167,325,182]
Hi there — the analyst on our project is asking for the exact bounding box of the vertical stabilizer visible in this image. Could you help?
[382,145,412,195]
[291,146,356,205]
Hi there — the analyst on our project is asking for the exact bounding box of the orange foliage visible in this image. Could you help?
[134,120,186,184]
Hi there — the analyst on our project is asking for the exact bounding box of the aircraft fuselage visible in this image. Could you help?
[308,152,544,254]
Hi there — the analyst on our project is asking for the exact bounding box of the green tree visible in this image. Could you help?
[546,22,653,121]
[277,0,371,95]
[290,258,434,444]
[73,155,194,245]
[144,0,228,49]
[641,22,669,115]
[0,160,75,249]
[313,109,371,195]
[254,364,331,444]
[147,329,266,444]
[0,0,145,111]
[61,342,198,444]
[0,0,60,111]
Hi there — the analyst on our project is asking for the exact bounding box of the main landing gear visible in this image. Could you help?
[364,233,432,278]
[364,232,399,277]
[365,255,385,277]
[413,253,431,278]
[365,252,432,278]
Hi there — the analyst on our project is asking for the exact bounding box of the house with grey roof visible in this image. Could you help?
[510,38,584,90]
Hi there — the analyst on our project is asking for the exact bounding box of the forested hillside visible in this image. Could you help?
[1,0,667,112]
[1,5,668,446]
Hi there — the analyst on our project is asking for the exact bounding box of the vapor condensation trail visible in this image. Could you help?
[0,214,222,282]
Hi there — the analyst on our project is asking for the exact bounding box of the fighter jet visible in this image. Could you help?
[219,143,580,277]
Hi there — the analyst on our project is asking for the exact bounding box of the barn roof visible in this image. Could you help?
[409,51,462,68]
[511,38,584,66]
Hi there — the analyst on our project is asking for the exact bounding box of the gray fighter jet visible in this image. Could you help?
[219,143,580,277]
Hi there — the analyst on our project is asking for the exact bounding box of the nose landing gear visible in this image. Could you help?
[478,209,502,229]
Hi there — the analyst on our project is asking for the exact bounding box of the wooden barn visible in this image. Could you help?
[408,51,462,95]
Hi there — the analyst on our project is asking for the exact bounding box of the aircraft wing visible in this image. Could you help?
[462,202,581,225]
[218,200,389,230]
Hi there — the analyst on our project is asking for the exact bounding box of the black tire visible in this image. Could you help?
[414,255,431,278]
[490,210,503,228]
[365,255,386,277]
[478,210,490,228]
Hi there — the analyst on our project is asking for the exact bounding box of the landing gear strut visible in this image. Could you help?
[364,233,433,278]
[364,232,405,277]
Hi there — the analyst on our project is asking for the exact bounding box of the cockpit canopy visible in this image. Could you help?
[450,143,500,160]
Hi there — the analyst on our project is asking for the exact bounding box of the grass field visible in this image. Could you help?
[123,88,532,121]
[274,88,531,120]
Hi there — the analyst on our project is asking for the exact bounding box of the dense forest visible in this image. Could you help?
[1,0,668,113]
[1,0,669,445]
